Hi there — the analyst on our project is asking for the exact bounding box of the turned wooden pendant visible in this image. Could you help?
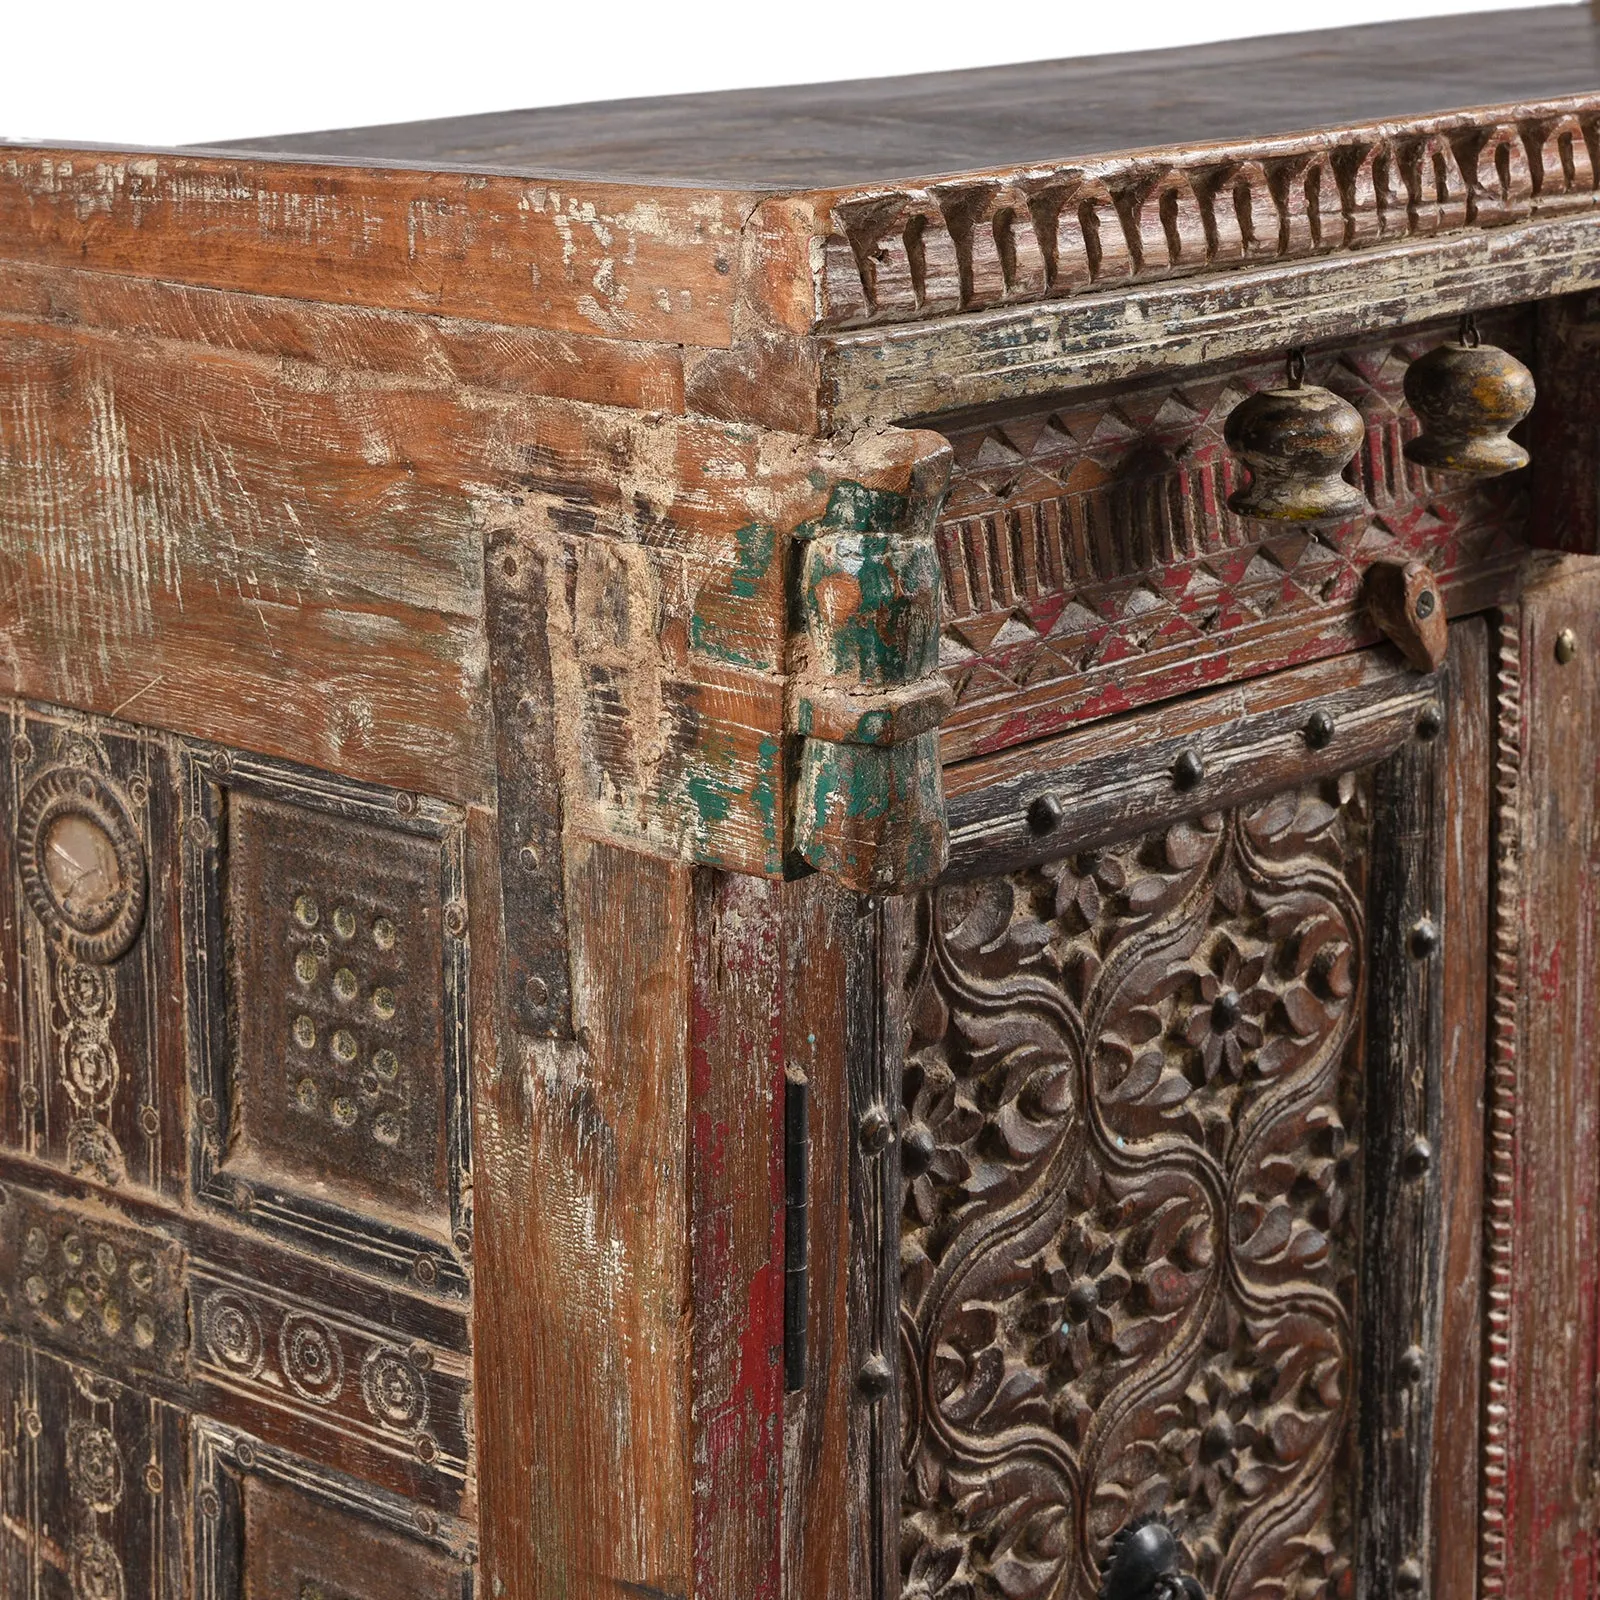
[1402,318,1536,476]
[1224,355,1369,522]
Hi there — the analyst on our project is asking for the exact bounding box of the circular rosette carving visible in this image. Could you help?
[201,1293,264,1378]
[361,1345,429,1433]
[70,1533,126,1600]
[18,767,147,963]
[280,1314,346,1405]
[66,1422,124,1513]
[65,1120,126,1186]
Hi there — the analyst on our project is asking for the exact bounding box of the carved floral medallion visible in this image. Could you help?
[901,777,1368,1600]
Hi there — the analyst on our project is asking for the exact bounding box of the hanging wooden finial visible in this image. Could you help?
[1402,316,1536,476]
[1224,350,1370,522]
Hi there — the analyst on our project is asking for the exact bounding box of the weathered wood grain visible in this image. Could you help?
[0,288,958,873]
[682,197,822,434]
[475,836,693,1600]
[781,875,860,1600]
[1434,616,1490,1600]
[846,896,903,1600]
[1359,659,1449,1600]
[0,260,689,413]
[0,1336,188,1599]
[0,314,491,802]
[0,151,748,346]
[690,871,785,1600]
[823,212,1600,427]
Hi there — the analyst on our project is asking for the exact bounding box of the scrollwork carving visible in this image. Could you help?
[901,777,1367,1600]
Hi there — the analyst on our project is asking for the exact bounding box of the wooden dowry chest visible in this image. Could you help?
[1,8,1599,1599]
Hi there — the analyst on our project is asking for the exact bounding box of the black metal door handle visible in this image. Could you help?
[1100,1520,1206,1600]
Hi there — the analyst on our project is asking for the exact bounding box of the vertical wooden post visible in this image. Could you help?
[781,876,864,1600]
[690,871,786,1600]
[1359,648,1450,1600]
[1433,619,1492,1600]
[1486,558,1600,1600]
[474,836,693,1600]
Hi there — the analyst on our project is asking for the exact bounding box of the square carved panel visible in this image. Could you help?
[0,1187,187,1384]
[185,749,470,1298]
[228,794,449,1221]
[193,1423,474,1600]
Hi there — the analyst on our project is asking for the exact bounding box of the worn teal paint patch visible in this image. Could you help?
[753,735,781,846]
[802,531,940,683]
[682,718,740,839]
[688,518,781,670]
[792,731,946,890]
[688,771,736,826]
[729,520,777,600]
[795,481,911,542]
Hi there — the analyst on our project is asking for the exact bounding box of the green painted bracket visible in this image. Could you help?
[787,446,954,892]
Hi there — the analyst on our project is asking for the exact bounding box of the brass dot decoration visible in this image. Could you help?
[284,889,410,1149]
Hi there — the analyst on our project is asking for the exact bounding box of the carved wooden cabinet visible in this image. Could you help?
[2,9,1599,1600]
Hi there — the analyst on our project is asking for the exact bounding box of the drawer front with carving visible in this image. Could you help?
[933,311,1531,764]
[0,700,479,1598]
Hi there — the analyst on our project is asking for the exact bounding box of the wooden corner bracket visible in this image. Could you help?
[786,440,954,891]
[482,414,954,946]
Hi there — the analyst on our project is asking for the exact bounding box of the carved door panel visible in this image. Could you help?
[885,630,1490,1600]
[0,701,477,1596]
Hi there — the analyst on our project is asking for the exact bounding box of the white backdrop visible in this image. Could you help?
[0,0,1573,150]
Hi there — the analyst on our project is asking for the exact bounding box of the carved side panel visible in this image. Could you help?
[899,777,1376,1600]
[0,1337,187,1599]
[190,1262,473,1505]
[184,748,471,1298]
[0,705,184,1200]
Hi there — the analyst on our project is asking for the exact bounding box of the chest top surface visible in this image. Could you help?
[202,5,1600,187]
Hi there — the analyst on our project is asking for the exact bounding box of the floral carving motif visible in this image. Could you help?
[900,777,1367,1600]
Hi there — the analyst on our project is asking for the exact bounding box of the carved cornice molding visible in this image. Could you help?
[814,98,1600,331]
